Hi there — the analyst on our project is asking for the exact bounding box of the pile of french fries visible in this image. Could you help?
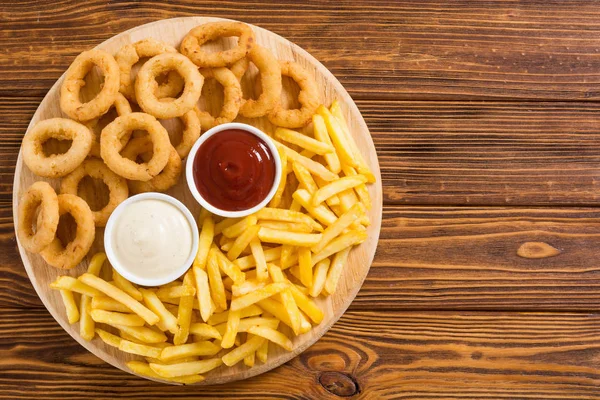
[49,100,375,384]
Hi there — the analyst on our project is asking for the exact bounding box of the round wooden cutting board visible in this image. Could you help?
[12,17,382,385]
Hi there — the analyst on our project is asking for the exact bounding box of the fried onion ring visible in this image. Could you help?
[268,61,320,128]
[121,136,182,194]
[60,158,129,227]
[115,38,184,103]
[156,99,201,159]
[180,21,255,68]
[196,67,243,130]
[40,194,95,270]
[135,53,204,119]
[101,113,171,181]
[23,118,93,178]
[230,57,249,81]
[86,93,132,158]
[60,49,120,122]
[17,181,59,253]
[237,45,282,118]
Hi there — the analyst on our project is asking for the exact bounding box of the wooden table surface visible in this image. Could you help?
[2,1,600,398]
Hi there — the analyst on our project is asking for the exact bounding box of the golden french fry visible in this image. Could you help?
[193,215,214,270]
[230,282,289,311]
[232,279,268,297]
[222,335,266,367]
[214,217,241,235]
[146,356,200,365]
[292,162,318,194]
[221,309,240,349]
[155,285,196,300]
[80,295,95,341]
[274,140,337,181]
[249,237,268,282]
[116,325,167,344]
[90,309,144,326]
[96,328,122,347]
[221,241,233,252]
[79,274,159,325]
[222,215,258,239]
[288,284,324,324]
[91,295,132,313]
[243,347,255,367]
[227,225,260,260]
[150,358,222,378]
[198,207,211,226]
[59,289,79,324]
[312,202,366,253]
[139,288,178,334]
[189,322,223,340]
[325,246,352,294]
[235,246,282,271]
[51,276,100,297]
[207,304,263,326]
[192,266,213,322]
[311,175,367,207]
[258,227,322,247]
[207,251,228,311]
[317,105,358,168]
[314,174,340,207]
[160,341,221,361]
[173,270,195,345]
[310,258,331,297]
[247,325,293,351]
[127,361,205,384]
[259,220,312,233]
[269,146,287,208]
[218,316,280,333]
[312,113,341,173]
[256,340,269,363]
[280,244,294,268]
[298,309,313,334]
[298,247,312,288]
[267,264,301,335]
[112,269,143,301]
[312,230,366,266]
[256,208,322,232]
[256,298,294,330]
[292,189,337,226]
[338,189,370,226]
[342,165,371,209]
[275,127,334,155]
[87,252,107,276]
[212,246,245,284]
[119,339,163,358]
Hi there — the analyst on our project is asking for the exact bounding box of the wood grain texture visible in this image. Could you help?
[1,308,599,399]
[11,16,382,385]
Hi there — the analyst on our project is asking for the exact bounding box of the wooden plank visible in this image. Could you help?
[1,308,598,398]
[5,97,600,206]
[3,1,600,100]
[5,205,600,311]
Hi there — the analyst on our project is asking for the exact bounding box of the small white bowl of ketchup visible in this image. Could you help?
[185,122,282,218]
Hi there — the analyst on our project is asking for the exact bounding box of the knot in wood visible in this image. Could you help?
[319,371,359,397]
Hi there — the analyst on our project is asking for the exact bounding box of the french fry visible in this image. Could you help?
[221,309,240,349]
[227,225,260,260]
[292,189,337,226]
[235,246,282,271]
[214,217,241,236]
[256,208,322,232]
[155,285,196,300]
[92,295,132,313]
[311,175,368,207]
[150,358,223,378]
[258,227,322,247]
[280,244,294,268]
[317,105,358,168]
[193,215,214,270]
[310,258,331,297]
[230,282,289,311]
[222,335,266,367]
[207,252,227,311]
[198,207,211,226]
[292,162,318,194]
[256,298,294,330]
[314,174,340,206]
[80,295,95,341]
[267,264,301,335]
[288,284,324,324]
[120,331,145,344]
[160,341,221,361]
[127,361,205,384]
[174,270,195,345]
[58,289,79,324]
[312,202,366,253]
[269,146,287,208]
[275,127,334,155]
[243,341,256,367]
[189,323,223,340]
[192,266,213,322]
[312,113,341,173]
[247,325,293,351]
[51,276,100,297]
[215,317,280,336]
[274,140,337,181]
[112,269,143,301]
[342,165,371,209]
[90,309,145,326]
[325,246,352,294]
[221,241,233,252]
[79,273,159,325]
[95,328,122,347]
[139,288,178,334]
[119,339,163,358]
[222,215,257,239]
[312,230,366,266]
[249,237,268,281]
[298,309,313,334]
[87,252,107,276]
[232,279,268,297]
[212,246,245,284]
[116,325,168,344]
[256,340,269,363]
[339,189,370,226]
[206,305,263,326]
[289,199,302,212]
[258,220,313,233]
[298,247,312,288]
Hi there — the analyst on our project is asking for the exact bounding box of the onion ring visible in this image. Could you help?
[135,53,204,119]
[237,45,282,118]
[100,112,171,181]
[230,57,249,81]
[121,136,182,194]
[85,93,132,158]
[22,118,93,178]
[180,22,255,68]
[268,61,320,128]
[17,181,59,253]
[40,194,95,270]
[196,67,243,130]
[60,49,120,122]
[115,38,184,103]
[60,158,129,227]
[156,99,201,159]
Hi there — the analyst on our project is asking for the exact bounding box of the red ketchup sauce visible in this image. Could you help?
[192,129,276,211]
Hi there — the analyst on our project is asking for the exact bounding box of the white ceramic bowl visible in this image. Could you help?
[185,122,282,218]
[104,192,199,286]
